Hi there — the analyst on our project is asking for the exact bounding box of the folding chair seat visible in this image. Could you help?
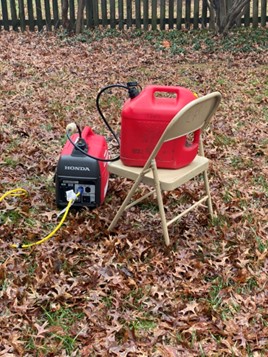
[108,92,221,246]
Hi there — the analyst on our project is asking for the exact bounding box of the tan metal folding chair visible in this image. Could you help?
[108,92,222,246]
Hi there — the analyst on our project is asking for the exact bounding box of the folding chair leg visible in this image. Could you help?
[152,161,170,246]
[108,175,144,231]
[203,170,213,219]
[155,183,170,246]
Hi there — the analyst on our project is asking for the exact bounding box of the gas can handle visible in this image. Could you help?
[151,85,182,93]
[148,85,183,102]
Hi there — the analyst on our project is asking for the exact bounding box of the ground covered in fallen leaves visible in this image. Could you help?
[0,28,267,356]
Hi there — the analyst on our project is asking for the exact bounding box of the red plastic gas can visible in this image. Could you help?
[120,85,199,169]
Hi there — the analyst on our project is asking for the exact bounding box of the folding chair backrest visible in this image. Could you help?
[144,92,221,169]
[163,92,221,142]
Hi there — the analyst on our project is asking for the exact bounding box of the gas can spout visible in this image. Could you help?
[127,82,140,99]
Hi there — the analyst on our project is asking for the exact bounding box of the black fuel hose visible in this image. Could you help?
[66,82,141,162]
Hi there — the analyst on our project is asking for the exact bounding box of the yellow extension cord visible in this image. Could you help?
[0,188,79,249]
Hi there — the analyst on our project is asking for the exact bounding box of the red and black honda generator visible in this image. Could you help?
[55,126,109,208]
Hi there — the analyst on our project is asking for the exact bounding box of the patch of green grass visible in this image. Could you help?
[230,156,246,169]
[170,192,192,207]
[27,262,38,276]
[241,212,255,224]
[58,27,268,56]
[35,306,85,355]
[235,277,259,295]
[41,123,54,131]
[0,279,9,292]
[211,214,230,228]
[170,44,187,55]
[253,174,268,194]
[102,295,113,308]
[42,305,84,328]
[220,28,267,52]
[129,318,156,331]
[214,133,235,147]
[53,334,78,354]
[217,78,226,85]
[246,277,259,291]
[204,277,241,320]
[138,199,159,213]
[3,157,19,168]
[255,235,268,253]
[24,332,56,356]
[222,190,233,203]
[125,287,145,303]
[59,134,68,146]
[0,210,22,225]
[142,27,268,55]
[238,198,248,209]
[190,329,197,348]
[24,336,37,353]
[207,277,225,311]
